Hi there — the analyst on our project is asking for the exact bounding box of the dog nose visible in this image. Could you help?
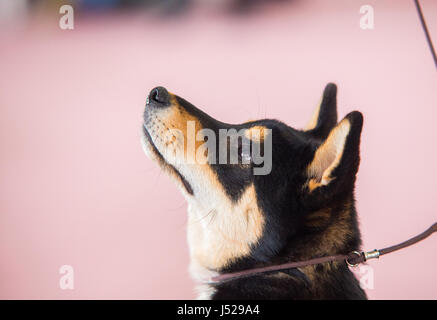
[147,86,170,106]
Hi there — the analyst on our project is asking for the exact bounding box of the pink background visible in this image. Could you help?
[0,0,436,299]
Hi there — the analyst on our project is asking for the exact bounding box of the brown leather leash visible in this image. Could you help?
[209,222,437,284]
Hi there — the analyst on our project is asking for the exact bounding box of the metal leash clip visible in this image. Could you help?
[364,249,380,261]
[346,249,381,267]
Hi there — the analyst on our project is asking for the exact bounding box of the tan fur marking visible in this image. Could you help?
[244,125,268,142]
[166,96,205,156]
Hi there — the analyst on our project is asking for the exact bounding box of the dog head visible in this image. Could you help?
[141,83,363,277]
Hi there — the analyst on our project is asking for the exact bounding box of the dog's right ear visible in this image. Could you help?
[304,111,363,207]
[304,83,338,140]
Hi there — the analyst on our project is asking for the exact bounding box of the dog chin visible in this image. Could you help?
[141,124,194,195]
[141,124,162,164]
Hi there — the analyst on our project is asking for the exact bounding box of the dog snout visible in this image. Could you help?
[147,86,170,107]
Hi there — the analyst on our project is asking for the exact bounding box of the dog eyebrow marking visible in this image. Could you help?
[244,125,268,142]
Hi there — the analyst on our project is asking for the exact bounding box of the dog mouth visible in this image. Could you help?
[142,124,194,195]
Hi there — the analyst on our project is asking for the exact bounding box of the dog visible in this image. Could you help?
[141,83,367,299]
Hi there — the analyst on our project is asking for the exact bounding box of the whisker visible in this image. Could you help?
[188,209,216,227]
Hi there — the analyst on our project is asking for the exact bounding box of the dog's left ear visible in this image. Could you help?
[304,83,338,140]
[305,111,363,204]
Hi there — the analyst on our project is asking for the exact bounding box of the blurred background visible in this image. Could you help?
[0,0,436,299]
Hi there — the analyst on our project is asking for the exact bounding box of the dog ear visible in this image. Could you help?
[305,111,363,203]
[304,83,338,140]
